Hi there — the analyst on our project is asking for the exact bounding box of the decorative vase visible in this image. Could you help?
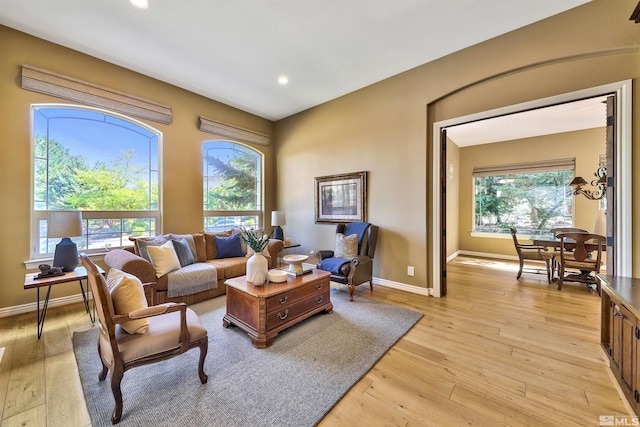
[246,251,268,285]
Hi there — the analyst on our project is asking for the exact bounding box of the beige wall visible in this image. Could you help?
[0,26,275,310]
[456,128,605,256]
[276,0,640,289]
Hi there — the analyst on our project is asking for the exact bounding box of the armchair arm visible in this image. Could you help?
[266,239,285,269]
[105,249,156,284]
[315,250,334,262]
[348,255,374,286]
[112,302,190,350]
[141,282,158,306]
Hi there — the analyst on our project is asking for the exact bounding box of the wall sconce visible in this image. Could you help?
[570,166,607,200]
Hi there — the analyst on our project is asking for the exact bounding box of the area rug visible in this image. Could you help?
[73,288,422,427]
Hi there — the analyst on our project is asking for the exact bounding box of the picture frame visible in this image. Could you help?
[315,171,367,223]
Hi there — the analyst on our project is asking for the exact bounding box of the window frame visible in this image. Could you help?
[30,103,162,261]
[471,158,575,237]
[202,140,263,232]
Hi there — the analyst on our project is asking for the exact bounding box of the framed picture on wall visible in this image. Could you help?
[315,171,367,223]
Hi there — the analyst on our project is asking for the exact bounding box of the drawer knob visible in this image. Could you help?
[316,284,323,290]
[277,309,289,320]
[315,296,323,304]
[279,296,288,304]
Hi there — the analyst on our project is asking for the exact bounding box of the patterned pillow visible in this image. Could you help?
[106,268,149,334]
[335,233,358,259]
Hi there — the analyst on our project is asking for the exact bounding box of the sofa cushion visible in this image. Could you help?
[172,238,195,267]
[191,233,207,262]
[335,233,358,259]
[207,257,247,280]
[204,231,232,260]
[106,268,149,334]
[147,240,181,277]
[215,233,244,258]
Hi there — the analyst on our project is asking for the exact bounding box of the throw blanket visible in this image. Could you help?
[319,257,351,275]
[167,263,217,297]
[344,222,371,249]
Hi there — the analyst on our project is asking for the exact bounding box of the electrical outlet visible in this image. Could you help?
[407,266,415,277]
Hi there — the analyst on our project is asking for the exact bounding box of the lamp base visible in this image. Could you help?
[53,238,79,272]
[273,226,284,241]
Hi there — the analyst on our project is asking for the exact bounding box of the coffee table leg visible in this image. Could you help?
[36,285,52,339]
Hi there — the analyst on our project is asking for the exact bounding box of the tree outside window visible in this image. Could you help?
[474,170,573,236]
[203,141,262,231]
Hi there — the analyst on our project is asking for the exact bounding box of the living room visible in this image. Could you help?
[1,0,639,425]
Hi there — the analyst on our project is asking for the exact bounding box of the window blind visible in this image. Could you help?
[472,158,575,177]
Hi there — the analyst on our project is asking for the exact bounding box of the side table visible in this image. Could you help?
[24,265,104,338]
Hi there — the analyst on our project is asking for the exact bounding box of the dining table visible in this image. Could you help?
[529,234,607,252]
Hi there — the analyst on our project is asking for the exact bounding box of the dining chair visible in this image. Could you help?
[544,227,589,279]
[556,232,606,294]
[510,228,551,283]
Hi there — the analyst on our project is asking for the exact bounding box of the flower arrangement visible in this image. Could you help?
[239,228,271,253]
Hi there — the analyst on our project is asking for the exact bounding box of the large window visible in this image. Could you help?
[203,141,262,232]
[473,159,574,236]
[32,105,160,258]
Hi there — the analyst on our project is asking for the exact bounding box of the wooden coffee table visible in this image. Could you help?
[223,269,332,348]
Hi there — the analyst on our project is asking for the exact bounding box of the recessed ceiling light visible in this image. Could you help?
[130,0,149,9]
[278,76,289,85]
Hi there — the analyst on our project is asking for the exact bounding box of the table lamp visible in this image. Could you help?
[48,211,83,272]
[271,211,286,241]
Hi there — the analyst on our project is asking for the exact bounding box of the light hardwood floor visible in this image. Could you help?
[0,256,631,426]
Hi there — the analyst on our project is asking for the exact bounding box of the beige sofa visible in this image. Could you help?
[104,231,284,305]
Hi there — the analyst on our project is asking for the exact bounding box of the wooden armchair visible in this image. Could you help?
[80,255,209,424]
[544,227,589,279]
[510,227,551,282]
[556,232,606,294]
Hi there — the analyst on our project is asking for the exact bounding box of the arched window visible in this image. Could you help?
[202,141,262,231]
[31,104,161,259]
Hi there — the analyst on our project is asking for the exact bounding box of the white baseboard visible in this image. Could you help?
[373,276,433,297]
[446,251,459,263]
[0,293,89,318]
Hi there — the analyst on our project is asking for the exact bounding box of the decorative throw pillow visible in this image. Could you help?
[215,233,244,258]
[334,233,358,259]
[106,268,149,334]
[133,235,169,262]
[168,234,197,258]
[147,240,181,277]
[172,238,195,267]
[204,231,232,260]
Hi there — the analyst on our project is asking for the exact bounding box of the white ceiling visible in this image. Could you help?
[0,0,590,121]
[447,95,608,147]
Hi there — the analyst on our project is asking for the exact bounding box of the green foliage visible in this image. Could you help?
[205,151,258,210]
[35,138,155,211]
[475,171,573,232]
[239,228,272,252]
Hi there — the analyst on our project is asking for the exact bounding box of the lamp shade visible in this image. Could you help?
[271,211,286,226]
[569,176,587,188]
[48,211,83,238]
[271,211,285,241]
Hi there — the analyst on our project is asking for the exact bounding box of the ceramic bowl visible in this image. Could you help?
[267,269,289,283]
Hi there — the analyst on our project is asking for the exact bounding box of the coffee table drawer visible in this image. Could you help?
[267,290,330,330]
[265,280,329,311]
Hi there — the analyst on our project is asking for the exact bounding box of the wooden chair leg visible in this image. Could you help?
[557,267,564,291]
[348,284,355,302]
[97,341,108,381]
[516,259,524,279]
[110,367,124,424]
[198,340,208,384]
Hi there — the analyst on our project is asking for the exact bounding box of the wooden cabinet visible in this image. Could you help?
[223,269,333,348]
[600,274,640,414]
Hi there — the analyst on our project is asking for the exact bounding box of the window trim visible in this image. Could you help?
[30,103,163,261]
